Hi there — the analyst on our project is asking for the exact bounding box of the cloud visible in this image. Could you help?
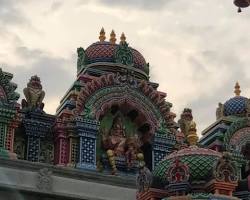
[4,45,75,114]
[50,1,64,12]
[98,0,172,10]
[1,0,250,133]
[0,0,28,25]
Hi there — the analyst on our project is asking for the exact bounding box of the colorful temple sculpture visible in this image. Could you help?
[55,28,177,173]
[200,82,250,199]
[0,69,20,159]
[0,29,249,200]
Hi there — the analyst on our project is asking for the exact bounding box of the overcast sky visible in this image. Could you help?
[1,0,250,134]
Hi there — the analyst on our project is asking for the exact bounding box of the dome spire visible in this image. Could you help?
[234,81,241,96]
[187,121,198,146]
[99,27,106,42]
[120,32,126,44]
[109,30,116,44]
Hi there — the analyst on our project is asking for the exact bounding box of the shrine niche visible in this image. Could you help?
[214,153,238,183]
[39,137,54,164]
[13,127,26,160]
[97,105,150,174]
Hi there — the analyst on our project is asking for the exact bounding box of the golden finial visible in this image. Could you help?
[120,32,126,44]
[109,30,116,44]
[99,27,106,42]
[234,82,241,96]
[187,121,199,146]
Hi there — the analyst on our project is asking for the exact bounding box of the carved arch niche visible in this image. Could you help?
[228,126,250,179]
[75,74,170,170]
[85,96,160,170]
[228,127,250,153]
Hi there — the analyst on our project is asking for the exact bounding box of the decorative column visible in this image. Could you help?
[5,119,20,152]
[76,117,99,170]
[23,112,55,162]
[54,119,68,166]
[0,68,20,158]
[0,109,18,158]
[153,130,176,169]
[67,131,79,167]
[0,122,7,148]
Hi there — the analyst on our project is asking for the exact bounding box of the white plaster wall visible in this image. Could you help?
[0,165,136,200]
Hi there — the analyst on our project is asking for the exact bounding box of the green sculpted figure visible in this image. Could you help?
[115,42,133,66]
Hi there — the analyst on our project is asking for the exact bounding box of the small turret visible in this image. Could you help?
[120,32,126,44]
[109,30,116,44]
[234,81,241,96]
[99,27,106,42]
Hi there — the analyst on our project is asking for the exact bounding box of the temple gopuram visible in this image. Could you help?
[0,29,249,200]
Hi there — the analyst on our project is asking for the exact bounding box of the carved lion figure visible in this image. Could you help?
[22,75,45,110]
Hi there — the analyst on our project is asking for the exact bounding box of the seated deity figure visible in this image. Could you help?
[101,114,141,174]
[102,115,126,154]
[102,115,126,174]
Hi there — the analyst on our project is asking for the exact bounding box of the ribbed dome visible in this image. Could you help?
[153,146,221,183]
[85,41,147,74]
[224,96,248,116]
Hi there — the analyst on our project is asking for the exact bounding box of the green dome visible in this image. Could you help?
[153,146,221,183]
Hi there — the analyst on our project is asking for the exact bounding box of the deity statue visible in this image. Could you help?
[101,114,141,174]
[22,75,45,111]
[216,102,224,120]
[14,137,25,159]
[77,47,86,72]
[136,161,152,193]
[125,137,139,169]
[39,143,54,164]
[102,115,126,174]
[178,108,193,137]
[102,115,126,154]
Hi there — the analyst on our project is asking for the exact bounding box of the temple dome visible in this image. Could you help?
[83,29,148,77]
[153,146,222,183]
[224,82,248,116]
[85,42,147,71]
[224,96,248,116]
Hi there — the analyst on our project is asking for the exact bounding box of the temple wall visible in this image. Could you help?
[0,158,136,200]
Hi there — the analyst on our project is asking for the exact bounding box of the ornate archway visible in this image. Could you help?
[74,73,176,172]
[75,73,175,134]
[224,118,250,152]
